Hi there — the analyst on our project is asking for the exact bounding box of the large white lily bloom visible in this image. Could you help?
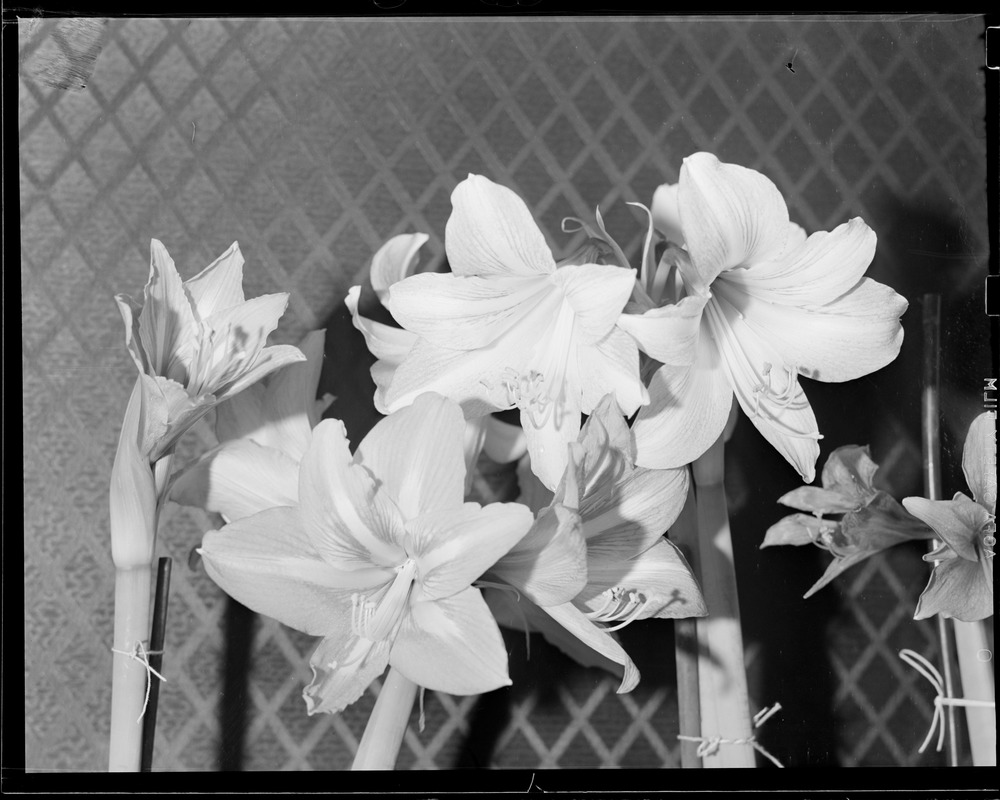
[376,175,649,491]
[115,240,305,462]
[621,153,908,482]
[169,329,329,523]
[345,233,528,472]
[487,395,703,692]
[198,393,535,714]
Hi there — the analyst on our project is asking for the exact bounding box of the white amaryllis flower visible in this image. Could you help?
[115,239,305,462]
[376,175,648,490]
[621,153,907,482]
[198,393,535,714]
[345,234,528,474]
[487,395,703,692]
[904,411,996,622]
[169,329,330,523]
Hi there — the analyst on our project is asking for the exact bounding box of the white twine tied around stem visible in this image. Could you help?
[677,702,785,768]
[898,648,996,754]
[111,641,167,724]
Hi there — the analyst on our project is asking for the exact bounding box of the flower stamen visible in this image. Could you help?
[585,587,624,620]
[351,559,417,643]
[752,361,801,417]
[585,587,652,631]
[502,368,568,430]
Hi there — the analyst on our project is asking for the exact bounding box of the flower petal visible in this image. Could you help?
[298,418,407,569]
[820,445,880,504]
[583,465,690,560]
[760,514,827,548]
[139,239,198,378]
[143,374,209,461]
[355,392,467,520]
[803,551,871,599]
[388,271,553,350]
[135,373,171,456]
[651,182,684,245]
[115,292,148,375]
[201,290,290,338]
[265,329,327,453]
[576,327,648,418]
[581,392,635,461]
[902,495,986,562]
[540,602,640,692]
[216,344,308,403]
[521,401,582,492]
[963,411,997,514]
[839,490,934,551]
[914,557,994,622]
[215,330,325,461]
[482,586,544,633]
[305,635,392,715]
[391,588,511,694]
[381,336,527,418]
[552,263,636,344]
[409,502,534,601]
[370,233,430,306]
[213,383,265,445]
[721,218,877,307]
[578,538,707,620]
[197,293,294,394]
[725,277,908,383]
[170,439,300,521]
[490,593,634,685]
[631,333,734,470]
[705,294,821,482]
[445,174,556,278]
[345,284,417,386]
[784,222,808,252]
[490,503,588,606]
[617,293,708,367]
[462,416,489,495]
[199,506,390,637]
[679,153,790,291]
[183,241,246,321]
[516,452,556,514]
[777,486,859,515]
[483,416,528,463]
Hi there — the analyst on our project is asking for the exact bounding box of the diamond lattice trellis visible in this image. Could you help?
[21,15,990,771]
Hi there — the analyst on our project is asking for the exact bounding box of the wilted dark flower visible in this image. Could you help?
[761,444,933,597]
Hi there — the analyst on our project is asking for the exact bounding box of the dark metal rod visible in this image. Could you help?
[219,597,255,770]
[140,557,172,772]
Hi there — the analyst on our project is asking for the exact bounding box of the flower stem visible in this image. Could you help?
[952,621,996,765]
[691,435,756,767]
[670,480,702,769]
[109,564,152,772]
[352,667,418,770]
[921,292,960,766]
[920,294,993,765]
